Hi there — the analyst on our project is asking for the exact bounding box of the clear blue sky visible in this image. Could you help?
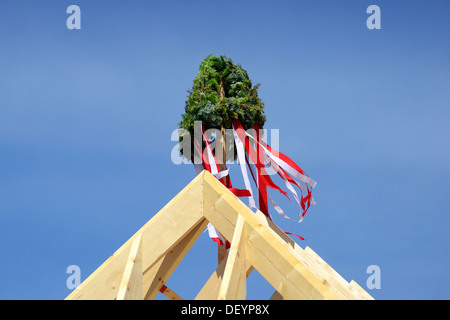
[0,0,449,300]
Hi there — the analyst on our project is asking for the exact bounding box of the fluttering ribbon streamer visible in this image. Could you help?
[191,119,316,246]
[194,125,249,248]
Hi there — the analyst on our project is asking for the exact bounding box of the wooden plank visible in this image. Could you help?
[159,285,183,300]
[218,244,227,264]
[202,171,339,300]
[269,290,283,300]
[66,173,205,300]
[117,234,143,300]
[204,173,368,300]
[218,215,247,300]
[249,211,345,298]
[65,169,369,301]
[195,250,229,300]
[350,280,374,300]
[246,233,337,299]
[303,246,365,300]
[251,210,362,299]
[243,215,347,299]
[195,251,254,300]
[143,218,208,300]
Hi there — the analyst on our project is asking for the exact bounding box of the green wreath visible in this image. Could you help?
[178,54,266,163]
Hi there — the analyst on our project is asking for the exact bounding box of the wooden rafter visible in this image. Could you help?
[143,218,208,300]
[218,215,247,300]
[66,175,205,300]
[66,171,373,300]
[159,285,183,300]
[117,234,143,300]
[195,251,254,300]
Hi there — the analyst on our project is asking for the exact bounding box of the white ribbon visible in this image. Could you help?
[268,194,296,222]
[265,154,305,222]
[243,144,295,221]
[233,126,257,210]
[202,130,218,175]
[214,169,229,180]
[243,130,316,222]
[207,223,226,245]
[195,128,230,181]
[244,131,317,188]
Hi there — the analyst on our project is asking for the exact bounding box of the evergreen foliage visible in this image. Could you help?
[178,54,266,161]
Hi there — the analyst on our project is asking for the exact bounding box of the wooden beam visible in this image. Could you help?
[117,234,143,300]
[202,171,339,300]
[195,251,229,300]
[250,210,360,299]
[350,280,374,300]
[303,246,370,300]
[269,291,283,300]
[195,251,254,300]
[66,173,205,300]
[203,172,370,300]
[218,215,247,300]
[159,285,183,300]
[218,244,227,264]
[143,218,208,300]
[66,170,372,301]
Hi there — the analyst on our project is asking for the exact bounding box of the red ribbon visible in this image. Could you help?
[285,232,305,241]
[254,123,269,216]
[210,237,231,249]
[199,125,251,197]
[194,120,312,244]
[232,120,290,217]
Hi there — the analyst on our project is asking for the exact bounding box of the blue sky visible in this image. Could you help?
[0,0,449,300]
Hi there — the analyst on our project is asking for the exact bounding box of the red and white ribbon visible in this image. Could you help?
[191,119,315,244]
[233,125,257,210]
[243,129,316,220]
